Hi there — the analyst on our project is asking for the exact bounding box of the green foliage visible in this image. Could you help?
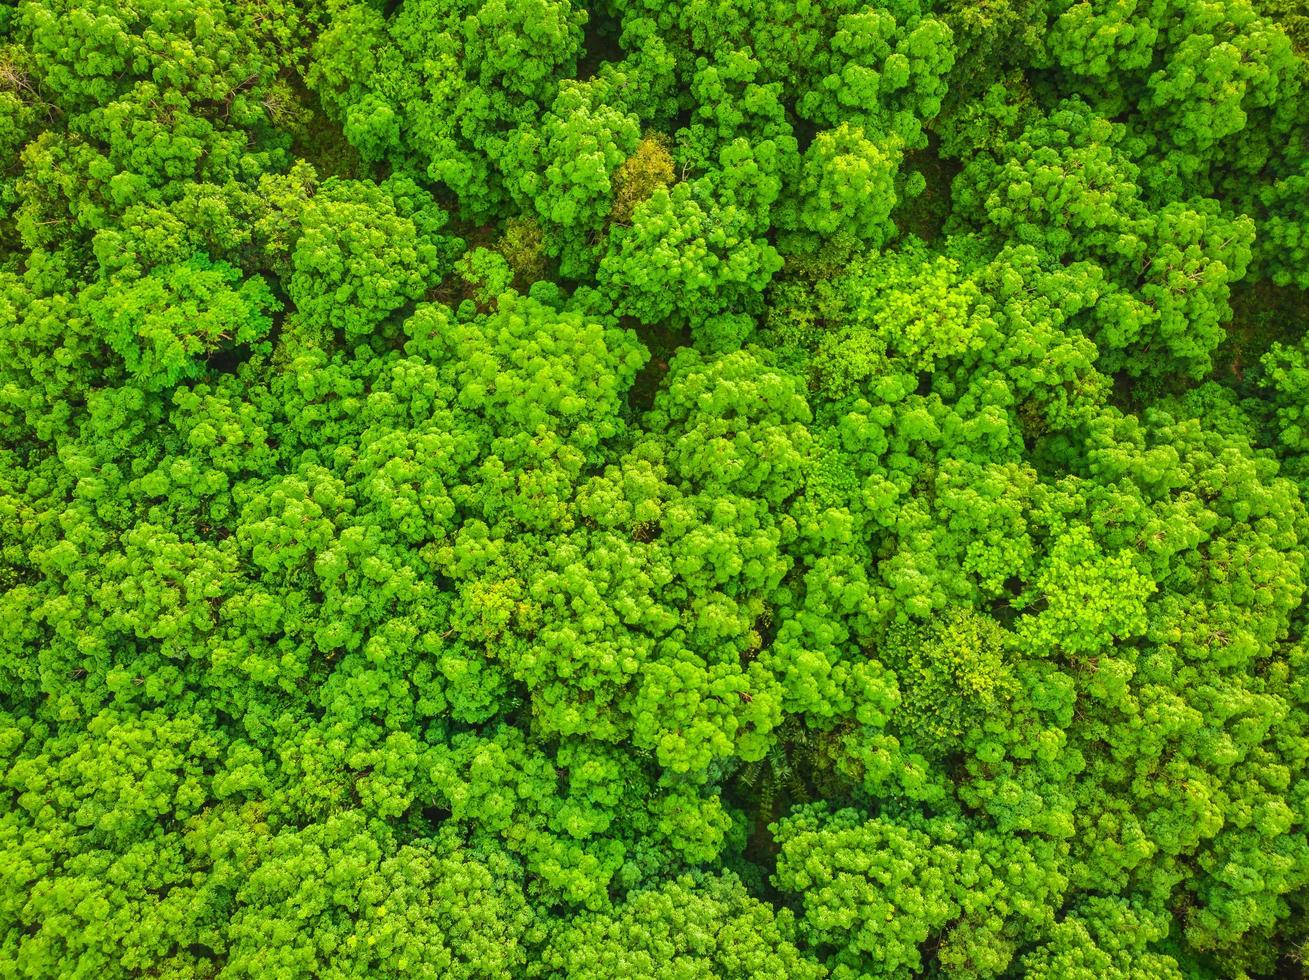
[609,133,675,225]
[598,181,783,327]
[1019,897,1185,979]
[772,804,1066,979]
[797,4,955,147]
[4,0,1309,976]
[778,123,902,255]
[289,175,457,339]
[535,872,822,978]
[85,257,279,390]
[953,98,1256,378]
[309,0,586,218]
[501,78,641,276]
[773,805,961,977]
[881,608,1014,752]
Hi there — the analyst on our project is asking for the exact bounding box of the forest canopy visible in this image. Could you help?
[2,0,1309,976]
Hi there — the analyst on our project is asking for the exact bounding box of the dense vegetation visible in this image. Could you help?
[2,0,1309,976]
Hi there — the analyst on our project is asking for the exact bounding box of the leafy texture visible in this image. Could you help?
[3,0,1309,976]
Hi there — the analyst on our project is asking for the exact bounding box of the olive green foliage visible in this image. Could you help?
[2,0,1309,976]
